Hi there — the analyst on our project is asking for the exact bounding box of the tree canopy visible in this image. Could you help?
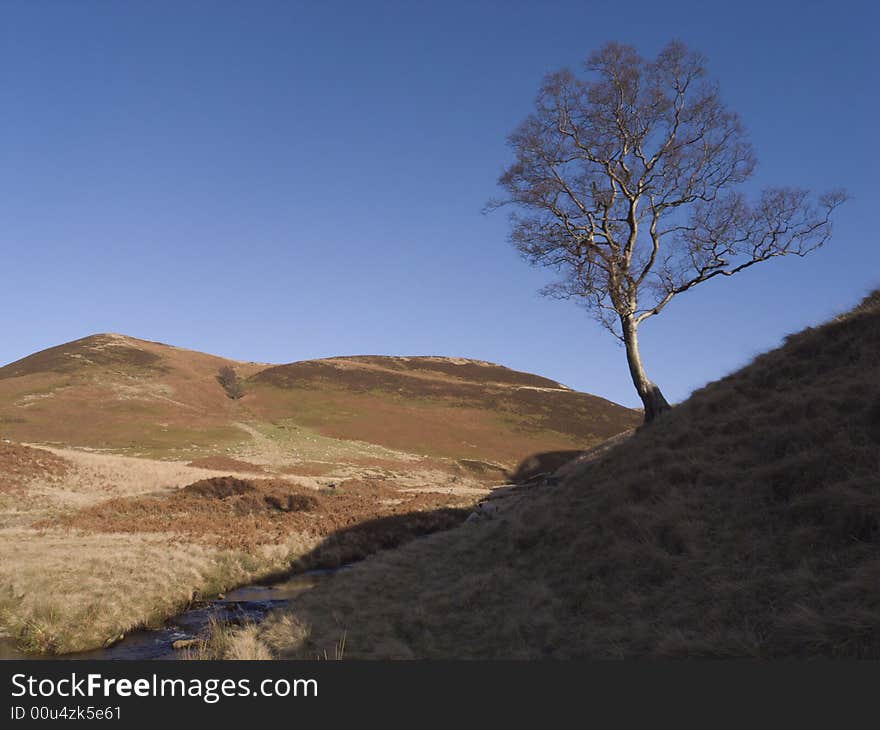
[491,41,846,421]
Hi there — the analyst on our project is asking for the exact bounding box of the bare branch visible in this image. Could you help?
[489,40,847,418]
[635,188,847,322]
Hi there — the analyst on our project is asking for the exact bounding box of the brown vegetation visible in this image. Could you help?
[240,290,880,659]
[0,333,638,655]
[244,354,638,467]
[0,335,637,467]
[0,442,70,493]
[280,462,337,477]
[508,450,585,483]
[252,355,567,390]
[244,386,634,465]
[44,475,472,553]
[0,334,166,378]
[217,366,244,400]
[0,529,305,655]
[0,444,478,654]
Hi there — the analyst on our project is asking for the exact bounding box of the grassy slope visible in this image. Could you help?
[251,290,880,658]
[0,336,639,468]
[245,356,636,465]
[0,443,312,654]
[0,443,470,654]
[0,334,260,455]
[0,337,638,654]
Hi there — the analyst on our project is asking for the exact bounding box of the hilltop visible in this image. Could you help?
[242,290,880,658]
[0,333,262,454]
[0,334,638,469]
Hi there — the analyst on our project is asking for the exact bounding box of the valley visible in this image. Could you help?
[0,334,638,654]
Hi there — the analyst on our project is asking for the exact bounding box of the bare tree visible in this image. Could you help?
[490,41,846,422]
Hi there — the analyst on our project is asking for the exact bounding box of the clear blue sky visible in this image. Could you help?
[1,1,877,407]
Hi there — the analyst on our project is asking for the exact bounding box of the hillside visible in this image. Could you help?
[243,290,880,658]
[244,355,634,465]
[0,334,638,469]
[0,335,638,654]
[0,334,261,454]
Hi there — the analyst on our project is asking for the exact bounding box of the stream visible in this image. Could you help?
[0,567,340,660]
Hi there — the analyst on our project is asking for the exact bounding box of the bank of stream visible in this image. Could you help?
[0,567,342,660]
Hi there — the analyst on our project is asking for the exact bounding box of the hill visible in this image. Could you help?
[0,333,261,454]
[244,355,634,465]
[0,334,638,470]
[242,290,880,658]
[0,335,638,654]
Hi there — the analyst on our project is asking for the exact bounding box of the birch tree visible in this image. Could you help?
[491,41,846,422]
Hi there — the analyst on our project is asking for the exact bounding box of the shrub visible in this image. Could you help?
[217,366,244,400]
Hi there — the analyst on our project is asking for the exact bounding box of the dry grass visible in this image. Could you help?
[0,528,310,654]
[186,456,268,473]
[0,333,261,456]
[0,442,477,654]
[4,334,625,655]
[0,446,266,527]
[43,476,473,552]
[249,289,880,659]
[279,462,338,476]
[244,385,626,465]
[0,333,638,466]
[181,619,274,660]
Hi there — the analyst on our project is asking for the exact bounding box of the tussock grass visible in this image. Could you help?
[0,443,474,654]
[251,290,880,658]
[0,529,312,654]
[181,619,274,660]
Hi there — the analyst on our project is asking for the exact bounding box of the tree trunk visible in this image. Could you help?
[621,316,670,423]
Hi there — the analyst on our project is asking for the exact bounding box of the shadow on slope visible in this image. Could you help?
[507,450,585,484]
[250,289,880,659]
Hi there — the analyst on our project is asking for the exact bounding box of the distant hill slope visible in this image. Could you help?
[253,289,880,658]
[0,334,262,453]
[0,335,638,466]
[245,355,636,464]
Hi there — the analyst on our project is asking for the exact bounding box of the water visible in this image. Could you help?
[0,568,338,660]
